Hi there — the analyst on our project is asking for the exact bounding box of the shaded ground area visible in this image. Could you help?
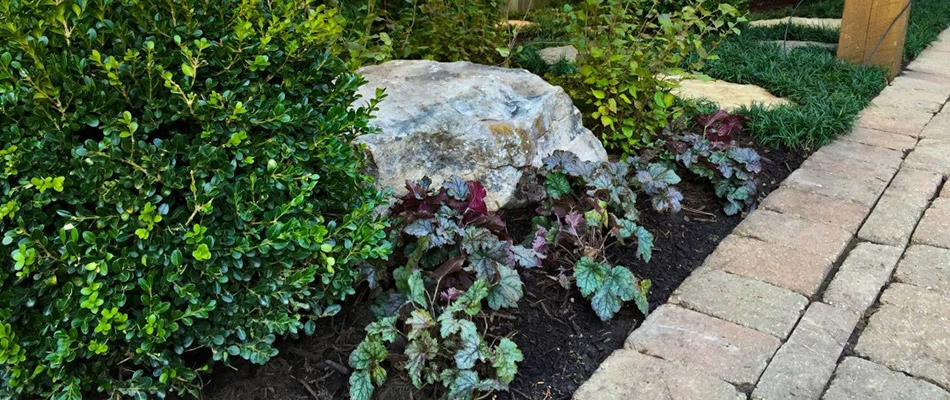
[201,141,807,400]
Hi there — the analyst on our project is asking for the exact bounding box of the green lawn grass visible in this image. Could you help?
[747,0,844,20]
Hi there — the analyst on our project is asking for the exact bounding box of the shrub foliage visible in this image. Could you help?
[0,0,389,397]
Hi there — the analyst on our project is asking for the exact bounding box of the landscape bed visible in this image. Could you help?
[201,142,807,399]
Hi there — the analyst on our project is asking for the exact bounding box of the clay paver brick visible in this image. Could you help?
[855,283,950,390]
[892,71,950,95]
[800,150,898,183]
[824,357,950,400]
[669,269,808,339]
[759,188,870,233]
[751,303,859,400]
[886,168,943,199]
[921,110,950,142]
[854,104,934,137]
[841,126,920,152]
[572,350,744,400]
[734,210,853,260]
[822,243,904,314]
[857,193,930,247]
[703,235,837,296]
[811,141,904,170]
[624,305,781,386]
[913,198,950,249]
[895,245,950,297]
[908,52,950,77]
[781,167,889,208]
[872,86,948,113]
[904,139,950,174]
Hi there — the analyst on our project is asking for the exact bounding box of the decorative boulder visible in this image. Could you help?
[353,60,608,209]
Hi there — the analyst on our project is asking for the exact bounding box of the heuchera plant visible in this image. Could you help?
[666,110,763,215]
[531,151,682,320]
[349,177,534,400]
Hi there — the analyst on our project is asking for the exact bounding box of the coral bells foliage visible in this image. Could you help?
[350,177,534,400]
[532,151,681,320]
[666,110,763,215]
[0,1,390,398]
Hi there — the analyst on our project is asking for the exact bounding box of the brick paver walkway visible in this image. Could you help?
[574,29,950,400]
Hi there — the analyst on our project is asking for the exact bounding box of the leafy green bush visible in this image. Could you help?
[552,0,743,154]
[350,178,532,400]
[0,1,390,398]
[337,0,512,66]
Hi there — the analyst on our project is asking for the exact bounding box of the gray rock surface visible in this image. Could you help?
[539,45,578,64]
[354,60,607,209]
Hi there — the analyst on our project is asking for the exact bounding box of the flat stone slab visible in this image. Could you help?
[824,357,950,400]
[822,243,904,314]
[855,283,950,390]
[752,302,859,400]
[855,105,934,137]
[905,139,950,174]
[895,244,950,297]
[572,350,744,400]
[781,167,889,208]
[913,198,950,249]
[857,193,930,247]
[770,40,837,53]
[841,126,920,152]
[669,269,808,339]
[671,78,791,111]
[734,210,853,261]
[907,51,950,77]
[749,17,841,29]
[759,187,870,233]
[704,235,837,296]
[539,45,578,64]
[625,305,781,386]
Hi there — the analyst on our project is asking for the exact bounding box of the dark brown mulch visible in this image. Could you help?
[200,143,808,400]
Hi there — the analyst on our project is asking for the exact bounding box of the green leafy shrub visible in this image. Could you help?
[552,0,743,153]
[350,177,532,400]
[338,0,512,66]
[662,110,763,215]
[0,1,390,398]
[531,151,681,320]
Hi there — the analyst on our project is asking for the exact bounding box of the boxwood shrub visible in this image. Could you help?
[0,0,390,398]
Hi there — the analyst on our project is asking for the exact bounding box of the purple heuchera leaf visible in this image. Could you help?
[563,211,584,236]
[465,181,488,215]
[440,287,463,303]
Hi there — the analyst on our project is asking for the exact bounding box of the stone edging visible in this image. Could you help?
[573,29,950,400]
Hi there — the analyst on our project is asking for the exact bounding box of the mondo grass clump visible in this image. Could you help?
[701,36,887,149]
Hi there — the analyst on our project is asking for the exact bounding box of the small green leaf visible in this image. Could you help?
[492,338,523,384]
[486,263,523,310]
[544,172,571,200]
[407,270,427,307]
[574,257,606,297]
[192,244,211,261]
[181,63,195,77]
[349,370,374,400]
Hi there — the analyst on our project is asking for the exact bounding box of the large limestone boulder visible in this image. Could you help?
[354,60,608,209]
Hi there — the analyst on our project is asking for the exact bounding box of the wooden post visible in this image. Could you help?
[837,0,911,80]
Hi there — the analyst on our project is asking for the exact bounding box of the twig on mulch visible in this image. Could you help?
[683,206,716,217]
[293,375,320,400]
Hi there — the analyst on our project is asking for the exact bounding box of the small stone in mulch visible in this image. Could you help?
[749,17,841,30]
